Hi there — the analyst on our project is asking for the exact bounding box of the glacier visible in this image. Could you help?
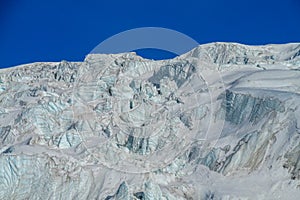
[0,42,300,199]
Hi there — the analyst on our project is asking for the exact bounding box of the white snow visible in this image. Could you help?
[0,42,300,199]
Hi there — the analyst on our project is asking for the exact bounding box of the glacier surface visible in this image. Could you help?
[0,42,300,199]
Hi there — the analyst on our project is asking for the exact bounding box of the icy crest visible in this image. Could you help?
[0,43,300,199]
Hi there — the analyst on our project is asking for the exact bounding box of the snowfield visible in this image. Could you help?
[0,42,300,199]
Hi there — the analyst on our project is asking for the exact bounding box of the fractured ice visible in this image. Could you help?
[1,42,300,199]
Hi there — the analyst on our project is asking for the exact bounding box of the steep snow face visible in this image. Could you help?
[0,43,300,199]
[183,42,300,67]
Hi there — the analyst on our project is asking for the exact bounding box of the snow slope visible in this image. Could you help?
[0,42,300,199]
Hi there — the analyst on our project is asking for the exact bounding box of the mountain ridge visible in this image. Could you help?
[0,42,300,199]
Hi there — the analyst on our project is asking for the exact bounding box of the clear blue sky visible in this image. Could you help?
[0,0,300,68]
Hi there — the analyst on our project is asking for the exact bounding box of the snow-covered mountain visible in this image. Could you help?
[0,42,300,199]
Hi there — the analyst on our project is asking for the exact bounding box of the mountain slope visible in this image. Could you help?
[0,42,300,199]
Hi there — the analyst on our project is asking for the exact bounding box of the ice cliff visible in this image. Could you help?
[0,42,300,199]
